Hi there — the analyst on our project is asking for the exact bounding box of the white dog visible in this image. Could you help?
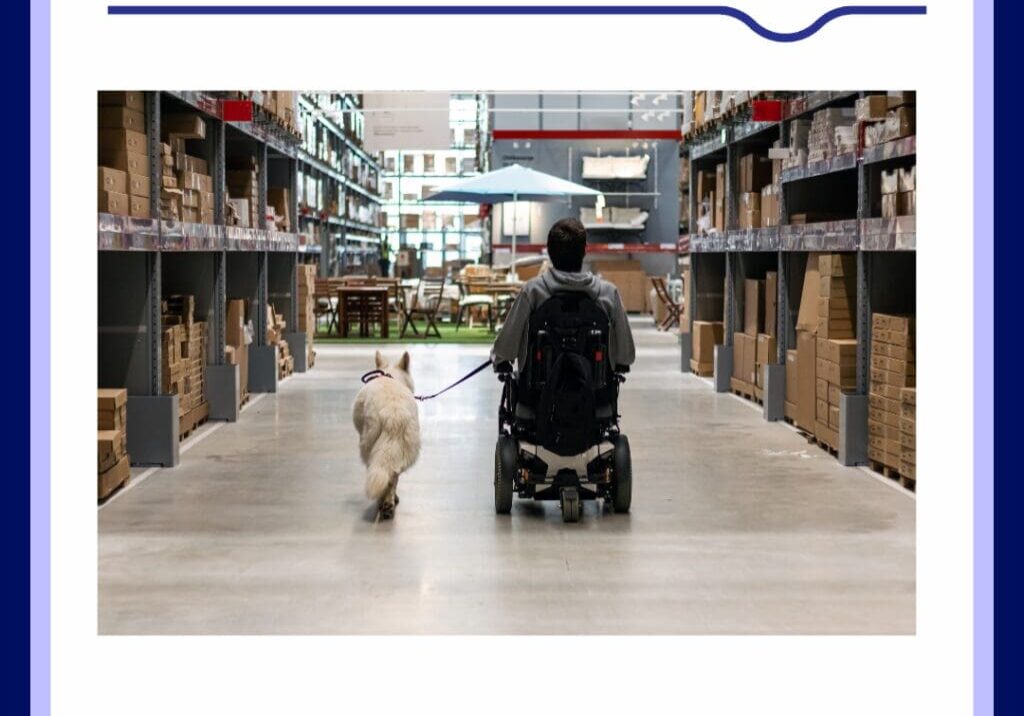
[352,351,421,519]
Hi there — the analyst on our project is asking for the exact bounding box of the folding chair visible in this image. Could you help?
[651,276,684,333]
[650,276,683,331]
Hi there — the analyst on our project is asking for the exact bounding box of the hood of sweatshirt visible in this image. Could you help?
[539,267,600,298]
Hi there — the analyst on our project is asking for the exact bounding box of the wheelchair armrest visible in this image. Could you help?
[493,360,514,375]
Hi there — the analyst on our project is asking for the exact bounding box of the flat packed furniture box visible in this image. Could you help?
[591,260,649,313]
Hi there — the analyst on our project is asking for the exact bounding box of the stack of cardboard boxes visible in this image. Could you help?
[98,92,151,218]
[783,119,810,170]
[227,156,260,228]
[157,113,215,223]
[900,388,916,482]
[858,92,915,148]
[265,304,294,380]
[737,152,773,230]
[868,313,916,472]
[161,295,208,419]
[730,272,778,400]
[880,165,916,218]
[731,279,761,392]
[97,388,130,501]
[297,264,317,368]
[690,320,723,376]
[806,107,857,163]
[226,299,252,406]
[258,91,300,136]
[267,186,292,232]
[812,254,857,448]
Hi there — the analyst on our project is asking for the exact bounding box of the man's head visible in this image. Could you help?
[547,218,587,272]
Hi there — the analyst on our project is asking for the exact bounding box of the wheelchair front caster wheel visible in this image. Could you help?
[560,487,581,523]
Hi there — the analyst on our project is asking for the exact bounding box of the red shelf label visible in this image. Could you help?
[222,99,254,122]
[751,100,782,122]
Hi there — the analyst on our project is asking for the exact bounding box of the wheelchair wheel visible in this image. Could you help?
[494,436,517,514]
[610,434,632,514]
[560,487,581,523]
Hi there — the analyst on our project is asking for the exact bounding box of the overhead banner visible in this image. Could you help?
[363,92,451,152]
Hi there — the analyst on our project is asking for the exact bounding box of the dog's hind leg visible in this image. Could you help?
[378,474,400,519]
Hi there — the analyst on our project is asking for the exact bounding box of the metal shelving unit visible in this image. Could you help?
[98,91,328,467]
[679,91,917,468]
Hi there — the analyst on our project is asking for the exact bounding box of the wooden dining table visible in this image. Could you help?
[337,286,390,338]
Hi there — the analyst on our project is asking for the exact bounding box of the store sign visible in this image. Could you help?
[363,92,451,152]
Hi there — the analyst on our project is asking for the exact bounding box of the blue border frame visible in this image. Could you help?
[105,5,927,43]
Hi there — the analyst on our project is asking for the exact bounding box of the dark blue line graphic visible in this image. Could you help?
[107,5,926,43]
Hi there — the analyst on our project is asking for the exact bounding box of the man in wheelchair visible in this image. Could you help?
[491,218,636,522]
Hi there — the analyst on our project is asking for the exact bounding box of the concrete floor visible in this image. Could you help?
[98,319,915,635]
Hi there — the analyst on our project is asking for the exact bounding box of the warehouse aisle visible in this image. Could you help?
[98,320,915,635]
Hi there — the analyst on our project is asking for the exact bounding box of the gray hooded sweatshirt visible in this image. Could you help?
[491,268,636,370]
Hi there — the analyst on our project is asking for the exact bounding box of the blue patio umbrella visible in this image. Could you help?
[424,164,601,270]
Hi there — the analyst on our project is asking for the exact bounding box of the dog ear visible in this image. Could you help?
[375,350,387,369]
[397,351,410,371]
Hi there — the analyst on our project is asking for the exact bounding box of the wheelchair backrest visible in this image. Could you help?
[524,292,611,456]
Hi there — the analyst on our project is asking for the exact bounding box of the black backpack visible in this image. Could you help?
[527,292,610,456]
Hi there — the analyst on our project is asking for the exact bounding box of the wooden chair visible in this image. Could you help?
[455,278,496,331]
[402,276,446,339]
[314,278,342,334]
[396,283,420,337]
[651,276,683,331]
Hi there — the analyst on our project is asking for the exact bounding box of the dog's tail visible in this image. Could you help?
[365,460,393,501]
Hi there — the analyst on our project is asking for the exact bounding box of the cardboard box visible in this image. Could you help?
[820,274,853,299]
[765,271,777,338]
[785,349,798,404]
[162,113,206,140]
[692,321,724,365]
[817,314,855,339]
[796,330,817,431]
[880,169,900,195]
[819,253,856,277]
[729,332,757,385]
[99,128,148,156]
[99,91,145,111]
[828,383,843,406]
[98,166,127,195]
[99,105,145,131]
[901,387,916,406]
[816,377,829,401]
[898,191,916,216]
[755,333,776,388]
[796,253,822,333]
[97,429,126,473]
[226,299,248,348]
[98,388,127,411]
[744,278,765,336]
[101,150,148,175]
[816,357,856,386]
[884,106,915,140]
[127,173,150,198]
[898,165,916,192]
[815,421,839,449]
[128,194,150,219]
[98,454,130,501]
[98,189,128,215]
[731,332,747,382]
[855,95,889,122]
[881,193,899,219]
[818,337,857,364]
[592,261,649,313]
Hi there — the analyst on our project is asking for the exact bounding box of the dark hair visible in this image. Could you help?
[547,218,587,272]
